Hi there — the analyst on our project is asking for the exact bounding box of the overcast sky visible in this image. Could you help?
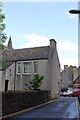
[3,1,79,69]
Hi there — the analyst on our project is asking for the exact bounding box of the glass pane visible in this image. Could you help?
[34,61,38,73]
[18,63,21,73]
[24,62,32,73]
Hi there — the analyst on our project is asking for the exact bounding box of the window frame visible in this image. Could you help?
[34,61,38,74]
[17,62,21,74]
[23,62,32,74]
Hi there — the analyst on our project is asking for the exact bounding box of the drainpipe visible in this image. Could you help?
[14,62,16,90]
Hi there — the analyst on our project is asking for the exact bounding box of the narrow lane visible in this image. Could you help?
[10,97,78,119]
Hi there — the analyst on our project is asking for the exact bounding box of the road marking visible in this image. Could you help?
[76,98,79,120]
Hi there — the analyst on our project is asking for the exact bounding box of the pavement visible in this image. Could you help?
[6,97,79,119]
[79,101,80,118]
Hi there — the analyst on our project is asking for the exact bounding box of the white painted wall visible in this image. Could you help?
[49,39,60,99]
[8,63,15,90]
[38,60,50,90]
[2,63,15,91]
[50,50,60,99]
[16,60,49,91]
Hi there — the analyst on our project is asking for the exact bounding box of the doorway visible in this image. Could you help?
[5,80,9,91]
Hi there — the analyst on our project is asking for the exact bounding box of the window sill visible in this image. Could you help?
[23,73,31,75]
[17,73,21,75]
[34,73,37,74]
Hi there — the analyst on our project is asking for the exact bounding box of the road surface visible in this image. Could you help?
[10,97,79,119]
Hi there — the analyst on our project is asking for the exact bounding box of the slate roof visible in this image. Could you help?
[2,43,61,70]
[2,46,50,69]
[4,61,14,70]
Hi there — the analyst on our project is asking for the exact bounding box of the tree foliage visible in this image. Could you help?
[0,1,7,43]
[0,1,7,68]
[29,74,44,90]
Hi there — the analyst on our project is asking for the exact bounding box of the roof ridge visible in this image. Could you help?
[10,45,50,51]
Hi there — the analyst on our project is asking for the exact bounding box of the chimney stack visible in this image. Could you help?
[64,65,68,70]
[50,39,56,49]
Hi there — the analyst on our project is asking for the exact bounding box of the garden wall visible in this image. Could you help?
[2,90,51,116]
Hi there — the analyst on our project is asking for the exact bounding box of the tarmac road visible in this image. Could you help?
[9,97,79,119]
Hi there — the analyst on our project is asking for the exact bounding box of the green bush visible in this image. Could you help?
[29,74,44,90]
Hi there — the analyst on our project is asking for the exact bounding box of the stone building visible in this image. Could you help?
[1,37,61,99]
[61,65,77,89]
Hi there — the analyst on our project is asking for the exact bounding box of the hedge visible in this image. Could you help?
[2,90,51,116]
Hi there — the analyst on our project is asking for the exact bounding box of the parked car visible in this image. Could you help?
[60,89,72,97]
